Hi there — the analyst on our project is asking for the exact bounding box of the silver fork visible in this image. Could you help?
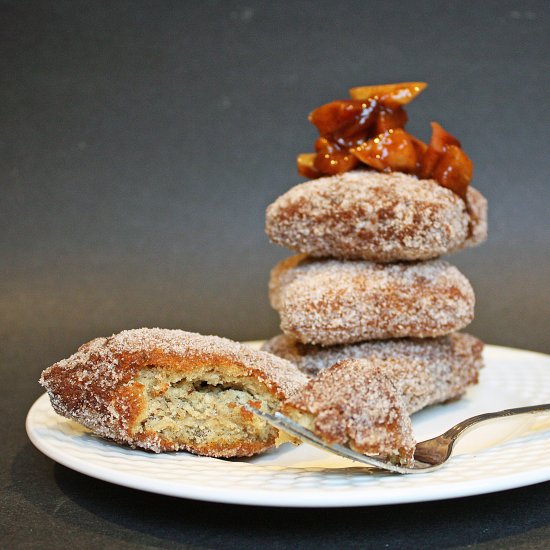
[247,404,550,474]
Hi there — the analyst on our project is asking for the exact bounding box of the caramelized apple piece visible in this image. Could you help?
[432,145,473,198]
[352,129,417,173]
[429,121,461,152]
[309,99,377,137]
[308,100,358,135]
[375,107,408,134]
[315,152,359,175]
[349,82,427,109]
[297,153,321,179]
[301,85,473,201]
[419,122,471,194]
[418,147,441,179]
[314,141,359,175]
[314,137,327,152]
[410,135,428,156]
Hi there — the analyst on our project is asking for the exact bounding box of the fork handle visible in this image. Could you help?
[443,403,550,441]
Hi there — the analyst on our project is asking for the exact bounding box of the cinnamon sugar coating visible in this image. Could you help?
[40,328,308,457]
[263,332,483,394]
[282,359,416,465]
[282,334,483,465]
[265,171,487,262]
[270,256,475,346]
[465,186,488,248]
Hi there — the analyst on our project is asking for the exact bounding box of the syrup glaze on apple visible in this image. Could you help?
[297,83,473,200]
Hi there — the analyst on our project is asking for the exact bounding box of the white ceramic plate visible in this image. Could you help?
[27,344,550,507]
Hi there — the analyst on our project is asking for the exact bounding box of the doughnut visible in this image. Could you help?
[282,359,416,465]
[265,170,487,262]
[269,255,475,345]
[282,345,482,465]
[40,328,308,457]
[262,333,484,395]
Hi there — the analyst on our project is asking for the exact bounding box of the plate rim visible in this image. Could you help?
[26,343,550,507]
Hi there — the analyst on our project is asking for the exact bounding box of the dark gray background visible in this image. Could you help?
[2,1,549,548]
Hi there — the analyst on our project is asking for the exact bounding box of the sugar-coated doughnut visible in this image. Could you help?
[262,333,483,396]
[40,328,308,457]
[269,255,475,345]
[282,339,482,465]
[265,170,487,262]
[282,359,416,465]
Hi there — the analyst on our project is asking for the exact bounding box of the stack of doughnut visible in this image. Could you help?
[39,83,488,466]
[261,84,488,465]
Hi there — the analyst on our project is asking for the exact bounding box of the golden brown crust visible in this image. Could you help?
[463,186,488,249]
[269,256,475,345]
[283,359,416,464]
[40,328,308,457]
[282,334,484,466]
[262,332,484,390]
[265,171,487,262]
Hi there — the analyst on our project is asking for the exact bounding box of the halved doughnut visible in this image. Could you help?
[40,328,308,457]
[282,340,483,466]
[282,358,416,465]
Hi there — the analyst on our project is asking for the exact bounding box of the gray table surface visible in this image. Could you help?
[2,1,549,548]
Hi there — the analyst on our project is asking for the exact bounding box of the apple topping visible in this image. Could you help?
[352,129,418,174]
[297,153,320,179]
[298,83,473,200]
[349,82,427,108]
[431,144,473,199]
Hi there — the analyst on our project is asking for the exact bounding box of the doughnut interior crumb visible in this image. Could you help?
[134,366,279,453]
[39,328,309,457]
